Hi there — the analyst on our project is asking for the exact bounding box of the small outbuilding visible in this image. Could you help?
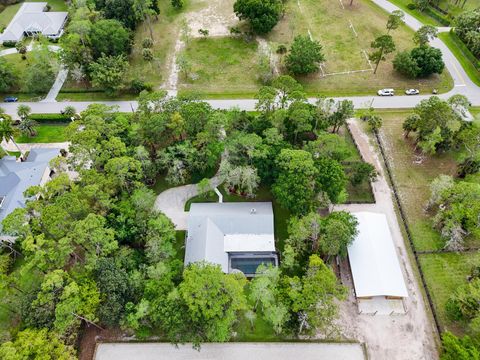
[185,202,278,276]
[347,212,408,313]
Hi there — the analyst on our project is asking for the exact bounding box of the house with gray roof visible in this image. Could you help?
[0,2,68,44]
[0,148,59,226]
[185,202,278,276]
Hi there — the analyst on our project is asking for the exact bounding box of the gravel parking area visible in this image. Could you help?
[94,342,366,360]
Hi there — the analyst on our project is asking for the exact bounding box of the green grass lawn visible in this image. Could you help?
[419,252,480,333]
[438,32,480,87]
[178,37,261,97]
[338,126,376,203]
[387,0,443,26]
[127,0,191,86]
[377,110,462,251]
[0,3,22,29]
[268,0,453,96]
[436,0,479,17]
[1,52,59,97]
[15,124,68,143]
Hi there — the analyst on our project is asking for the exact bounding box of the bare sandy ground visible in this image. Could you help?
[334,119,439,360]
[186,0,237,37]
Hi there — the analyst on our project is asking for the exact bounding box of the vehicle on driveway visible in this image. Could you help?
[405,89,419,95]
[3,96,18,102]
[377,88,395,96]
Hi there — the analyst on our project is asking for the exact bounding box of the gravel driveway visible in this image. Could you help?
[94,342,366,360]
[334,119,439,360]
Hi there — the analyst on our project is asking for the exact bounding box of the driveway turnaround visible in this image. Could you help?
[94,342,366,360]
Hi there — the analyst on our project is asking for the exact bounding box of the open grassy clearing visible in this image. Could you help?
[419,252,480,333]
[0,52,59,98]
[0,2,21,29]
[127,0,193,87]
[290,0,452,95]
[178,37,260,97]
[15,124,68,143]
[376,110,462,251]
[178,0,452,97]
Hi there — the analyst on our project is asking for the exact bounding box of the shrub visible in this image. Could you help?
[2,40,17,47]
[407,3,416,9]
[130,79,153,94]
[233,0,283,34]
[142,37,153,49]
[28,114,72,123]
[171,0,183,8]
[285,35,325,75]
[276,44,287,54]
[142,48,154,61]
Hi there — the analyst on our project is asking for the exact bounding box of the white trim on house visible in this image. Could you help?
[0,2,68,43]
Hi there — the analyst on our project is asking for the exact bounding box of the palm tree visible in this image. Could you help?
[16,104,31,120]
[18,117,38,137]
[0,117,24,160]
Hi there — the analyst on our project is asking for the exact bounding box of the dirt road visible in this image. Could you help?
[334,118,439,360]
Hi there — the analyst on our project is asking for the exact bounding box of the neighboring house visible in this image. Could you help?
[347,212,408,314]
[185,202,278,277]
[0,2,68,44]
[0,148,59,226]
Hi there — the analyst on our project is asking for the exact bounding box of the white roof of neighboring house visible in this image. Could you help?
[185,202,275,272]
[0,2,67,42]
[347,212,408,298]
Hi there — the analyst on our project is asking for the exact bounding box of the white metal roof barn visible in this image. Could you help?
[348,212,408,299]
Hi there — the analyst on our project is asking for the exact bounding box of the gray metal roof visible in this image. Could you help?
[0,148,59,226]
[185,202,274,272]
[0,3,67,42]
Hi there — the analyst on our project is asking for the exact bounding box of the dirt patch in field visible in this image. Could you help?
[186,0,237,37]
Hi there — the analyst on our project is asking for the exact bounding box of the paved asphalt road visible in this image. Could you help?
[1,0,479,115]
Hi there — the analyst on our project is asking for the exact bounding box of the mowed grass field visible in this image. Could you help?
[15,124,68,143]
[178,0,453,97]
[377,110,460,251]
[419,252,480,333]
[278,0,453,95]
[127,0,188,86]
[376,110,480,333]
[178,37,260,97]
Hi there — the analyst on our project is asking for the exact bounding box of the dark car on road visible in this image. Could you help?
[3,96,18,102]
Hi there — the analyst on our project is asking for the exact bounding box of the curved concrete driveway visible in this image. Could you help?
[0,0,479,114]
[154,176,221,230]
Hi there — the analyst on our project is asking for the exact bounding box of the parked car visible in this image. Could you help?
[3,96,18,102]
[377,88,395,96]
[405,89,419,95]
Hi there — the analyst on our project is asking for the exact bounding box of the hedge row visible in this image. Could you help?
[29,114,72,123]
[424,7,451,26]
[450,30,480,71]
[59,88,105,94]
